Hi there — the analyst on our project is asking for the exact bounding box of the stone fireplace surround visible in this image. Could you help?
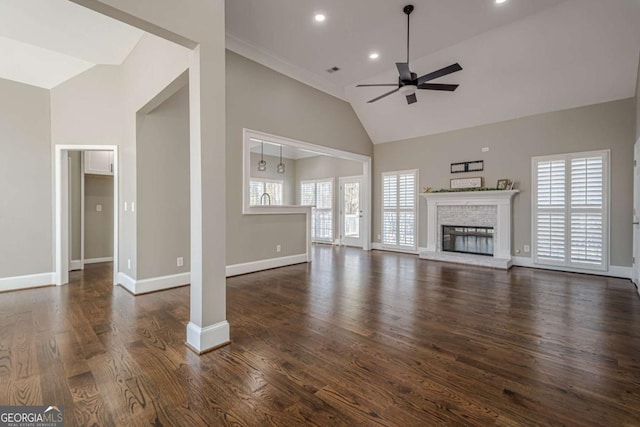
[419,190,519,269]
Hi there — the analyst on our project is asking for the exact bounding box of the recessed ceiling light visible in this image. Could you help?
[314,14,326,22]
[369,52,380,60]
[495,0,507,4]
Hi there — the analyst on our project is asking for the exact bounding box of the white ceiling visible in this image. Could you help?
[0,0,143,89]
[227,0,640,144]
[0,0,636,142]
[226,0,566,94]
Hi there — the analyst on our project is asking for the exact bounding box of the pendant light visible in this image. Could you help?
[277,144,285,174]
[257,142,267,171]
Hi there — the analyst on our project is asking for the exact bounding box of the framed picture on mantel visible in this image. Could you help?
[450,177,483,189]
[497,179,513,190]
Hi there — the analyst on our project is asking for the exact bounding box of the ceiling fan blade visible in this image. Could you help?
[396,62,412,81]
[356,84,399,87]
[367,88,400,103]
[406,93,417,105]
[416,63,463,85]
[417,83,459,91]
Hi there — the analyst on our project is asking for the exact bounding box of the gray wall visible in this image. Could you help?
[69,152,82,261]
[84,175,114,260]
[250,153,296,205]
[226,50,373,265]
[295,156,363,242]
[294,156,363,196]
[636,54,639,141]
[373,98,636,267]
[0,79,51,278]
[136,84,190,280]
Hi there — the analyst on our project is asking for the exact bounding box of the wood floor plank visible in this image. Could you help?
[0,250,639,426]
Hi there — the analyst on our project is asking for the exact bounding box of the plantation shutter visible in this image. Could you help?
[382,170,417,250]
[382,174,398,246]
[534,160,566,264]
[301,179,333,243]
[533,151,608,271]
[570,156,604,266]
[316,181,333,242]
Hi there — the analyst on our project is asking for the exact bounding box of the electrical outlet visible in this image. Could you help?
[124,202,128,211]
[177,257,184,267]
[524,245,530,253]
[482,147,489,152]
[96,204,102,212]
[377,234,381,240]
[276,244,281,253]
[131,202,135,212]
[127,259,131,269]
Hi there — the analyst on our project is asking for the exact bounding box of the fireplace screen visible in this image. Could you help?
[442,226,494,256]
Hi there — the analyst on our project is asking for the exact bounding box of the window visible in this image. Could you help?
[532,150,608,271]
[382,170,417,251]
[301,179,333,243]
[250,179,283,206]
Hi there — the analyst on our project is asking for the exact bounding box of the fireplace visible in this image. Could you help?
[442,225,494,256]
[419,190,518,269]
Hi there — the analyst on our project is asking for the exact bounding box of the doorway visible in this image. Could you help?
[633,139,640,292]
[339,176,364,248]
[55,145,118,286]
[68,150,116,272]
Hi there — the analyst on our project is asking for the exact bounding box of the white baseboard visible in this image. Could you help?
[70,260,83,271]
[116,254,308,294]
[117,272,136,294]
[0,272,55,293]
[371,242,419,255]
[84,257,113,264]
[117,271,190,295]
[513,256,631,279]
[225,253,307,277]
[186,320,230,353]
[608,265,633,279]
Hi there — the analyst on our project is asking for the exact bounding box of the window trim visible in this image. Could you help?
[381,169,418,252]
[531,150,610,272]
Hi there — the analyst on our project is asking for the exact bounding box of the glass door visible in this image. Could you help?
[339,176,364,247]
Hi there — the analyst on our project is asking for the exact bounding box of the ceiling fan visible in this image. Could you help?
[357,4,462,105]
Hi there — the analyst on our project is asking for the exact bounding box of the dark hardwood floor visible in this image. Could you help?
[1,246,639,426]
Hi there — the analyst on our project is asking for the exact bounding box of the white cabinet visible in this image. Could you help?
[84,151,113,175]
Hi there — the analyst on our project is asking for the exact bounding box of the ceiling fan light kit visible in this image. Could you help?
[356,4,462,105]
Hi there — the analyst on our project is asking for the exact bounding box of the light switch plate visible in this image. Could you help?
[96,204,102,212]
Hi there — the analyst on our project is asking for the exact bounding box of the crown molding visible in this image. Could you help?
[225,32,347,101]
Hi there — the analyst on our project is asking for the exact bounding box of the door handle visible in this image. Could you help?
[634,222,639,225]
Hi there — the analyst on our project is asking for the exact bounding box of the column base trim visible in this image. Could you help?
[186,320,230,354]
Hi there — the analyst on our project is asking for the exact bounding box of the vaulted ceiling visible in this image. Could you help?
[0,0,637,144]
[0,0,142,89]
[227,0,640,143]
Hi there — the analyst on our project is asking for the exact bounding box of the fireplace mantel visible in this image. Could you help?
[420,190,519,269]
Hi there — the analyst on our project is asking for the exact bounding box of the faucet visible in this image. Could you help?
[260,192,271,206]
